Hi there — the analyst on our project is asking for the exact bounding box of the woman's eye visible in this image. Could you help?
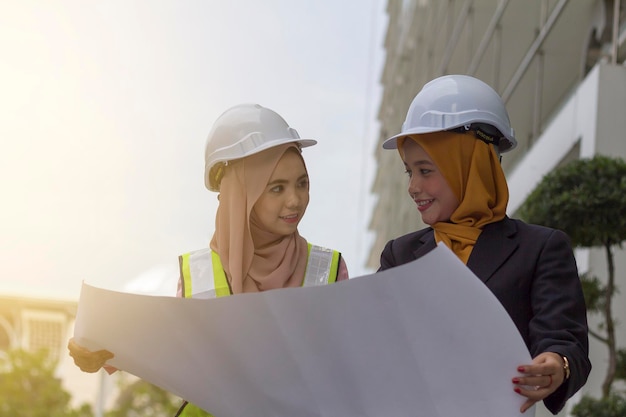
[270,185,283,193]
[298,180,309,189]
[420,169,432,175]
[404,169,412,177]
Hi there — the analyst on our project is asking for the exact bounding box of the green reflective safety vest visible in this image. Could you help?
[174,243,341,417]
[179,243,340,299]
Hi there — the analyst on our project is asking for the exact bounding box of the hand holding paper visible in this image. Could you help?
[67,337,114,373]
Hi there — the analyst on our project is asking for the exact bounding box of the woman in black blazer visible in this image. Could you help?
[378,74,590,415]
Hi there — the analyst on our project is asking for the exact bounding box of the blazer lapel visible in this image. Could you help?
[466,218,518,284]
[412,229,437,259]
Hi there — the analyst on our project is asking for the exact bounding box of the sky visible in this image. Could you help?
[0,0,387,300]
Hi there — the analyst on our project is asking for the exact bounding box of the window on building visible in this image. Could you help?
[21,310,65,361]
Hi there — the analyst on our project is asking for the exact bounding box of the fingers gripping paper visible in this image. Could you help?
[73,245,533,417]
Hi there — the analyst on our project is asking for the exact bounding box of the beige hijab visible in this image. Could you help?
[400,131,509,263]
[209,143,308,294]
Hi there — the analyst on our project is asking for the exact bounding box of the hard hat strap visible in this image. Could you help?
[450,124,501,148]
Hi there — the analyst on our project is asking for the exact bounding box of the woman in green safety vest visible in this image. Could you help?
[67,103,349,416]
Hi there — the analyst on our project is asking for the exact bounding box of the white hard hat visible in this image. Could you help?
[382,74,516,153]
[204,103,316,191]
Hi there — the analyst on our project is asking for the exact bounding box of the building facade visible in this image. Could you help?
[0,295,122,416]
[0,295,75,360]
[368,1,626,416]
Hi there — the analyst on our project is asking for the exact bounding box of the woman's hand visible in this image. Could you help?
[67,338,115,373]
[513,352,565,413]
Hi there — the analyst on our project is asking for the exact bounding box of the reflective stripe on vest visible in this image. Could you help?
[179,243,339,299]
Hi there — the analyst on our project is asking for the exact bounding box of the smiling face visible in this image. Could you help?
[402,138,460,225]
[252,149,310,237]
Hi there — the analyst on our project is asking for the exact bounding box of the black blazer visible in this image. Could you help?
[379,217,591,414]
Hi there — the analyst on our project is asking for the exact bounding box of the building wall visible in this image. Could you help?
[0,296,76,360]
[369,1,626,415]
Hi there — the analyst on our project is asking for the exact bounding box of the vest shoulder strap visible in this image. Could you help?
[179,249,230,299]
[304,243,340,286]
[210,251,231,297]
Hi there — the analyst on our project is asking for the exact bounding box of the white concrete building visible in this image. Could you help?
[368,1,626,416]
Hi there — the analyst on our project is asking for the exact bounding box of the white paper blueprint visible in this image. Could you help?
[73,244,533,417]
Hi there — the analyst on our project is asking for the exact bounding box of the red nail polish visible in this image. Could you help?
[517,366,525,372]
[512,378,520,384]
[514,387,521,394]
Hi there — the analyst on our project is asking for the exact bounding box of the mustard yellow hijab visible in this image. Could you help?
[210,143,308,294]
[399,131,509,264]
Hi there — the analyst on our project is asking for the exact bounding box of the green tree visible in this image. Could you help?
[519,155,626,398]
[0,348,93,417]
[570,392,626,417]
[105,375,182,417]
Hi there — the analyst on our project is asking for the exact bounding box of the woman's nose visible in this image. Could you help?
[408,176,421,197]
[286,189,302,208]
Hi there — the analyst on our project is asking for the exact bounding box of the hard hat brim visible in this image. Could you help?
[205,137,317,192]
[382,128,442,149]
[382,127,517,153]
